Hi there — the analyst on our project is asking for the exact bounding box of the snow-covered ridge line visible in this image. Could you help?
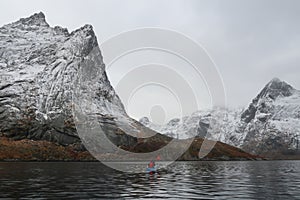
[140,78,300,156]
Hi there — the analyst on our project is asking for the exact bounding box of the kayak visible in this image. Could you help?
[146,167,157,174]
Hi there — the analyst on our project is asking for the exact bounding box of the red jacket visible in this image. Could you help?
[148,161,155,168]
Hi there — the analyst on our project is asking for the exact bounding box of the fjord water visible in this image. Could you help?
[0,161,299,199]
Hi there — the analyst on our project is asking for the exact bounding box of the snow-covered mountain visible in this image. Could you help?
[240,78,300,155]
[1,12,297,159]
[140,78,300,156]
[0,12,138,146]
[140,108,244,146]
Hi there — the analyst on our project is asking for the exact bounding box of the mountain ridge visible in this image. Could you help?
[140,78,300,159]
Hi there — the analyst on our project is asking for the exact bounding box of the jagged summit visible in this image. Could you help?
[14,12,49,27]
[0,12,98,69]
[257,77,294,101]
[241,78,294,123]
[270,77,281,83]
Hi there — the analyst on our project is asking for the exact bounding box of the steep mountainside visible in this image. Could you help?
[240,78,300,157]
[0,12,137,146]
[141,78,300,158]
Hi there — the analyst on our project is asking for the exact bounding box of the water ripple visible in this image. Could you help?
[0,161,300,199]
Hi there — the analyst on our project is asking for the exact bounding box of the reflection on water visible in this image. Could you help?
[0,161,299,199]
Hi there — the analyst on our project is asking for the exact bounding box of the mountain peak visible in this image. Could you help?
[16,12,49,27]
[31,12,46,19]
[241,78,295,123]
[270,77,281,83]
[263,78,295,99]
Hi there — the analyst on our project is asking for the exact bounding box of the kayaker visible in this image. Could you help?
[148,160,155,168]
[156,155,161,161]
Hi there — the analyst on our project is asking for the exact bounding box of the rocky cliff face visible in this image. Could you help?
[240,78,300,156]
[0,12,133,146]
[140,78,300,158]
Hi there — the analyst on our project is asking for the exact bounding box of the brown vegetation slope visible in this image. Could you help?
[0,136,261,161]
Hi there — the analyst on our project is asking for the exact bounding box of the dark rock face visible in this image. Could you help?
[139,117,150,126]
[0,12,128,145]
[198,120,210,138]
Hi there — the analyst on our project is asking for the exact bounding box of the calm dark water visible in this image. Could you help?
[0,161,299,199]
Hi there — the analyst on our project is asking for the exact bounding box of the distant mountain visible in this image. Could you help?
[140,78,300,159]
[140,108,241,140]
[240,78,300,158]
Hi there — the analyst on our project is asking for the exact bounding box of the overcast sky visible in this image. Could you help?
[1,0,300,122]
